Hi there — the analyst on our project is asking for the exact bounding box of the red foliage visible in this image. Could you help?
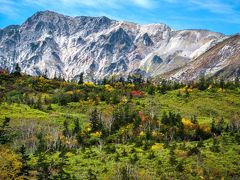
[138,111,145,123]
[0,69,9,74]
[131,90,144,97]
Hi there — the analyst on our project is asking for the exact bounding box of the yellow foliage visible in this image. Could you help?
[39,76,46,82]
[75,89,81,94]
[0,146,22,179]
[152,131,158,137]
[151,143,164,152]
[182,118,195,129]
[200,124,211,133]
[85,127,92,132]
[187,88,193,92]
[218,88,225,92]
[83,82,95,87]
[66,91,74,95]
[120,96,128,104]
[208,84,212,89]
[91,131,102,138]
[113,82,123,88]
[104,84,114,92]
[126,83,135,89]
[139,131,145,137]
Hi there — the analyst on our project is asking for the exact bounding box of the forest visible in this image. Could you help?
[0,68,240,179]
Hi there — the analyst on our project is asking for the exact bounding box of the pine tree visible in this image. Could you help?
[36,132,47,153]
[18,145,30,177]
[14,63,21,76]
[159,80,167,94]
[78,72,84,84]
[235,77,239,87]
[36,153,50,179]
[198,76,207,90]
[0,117,13,144]
[219,77,225,89]
[161,111,168,125]
[63,119,70,137]
[89,109,103,133]
[148,85,155,95]
[73,118,81,135]
[54,150,71,179]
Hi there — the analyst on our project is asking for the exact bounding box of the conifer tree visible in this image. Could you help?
[36,132,47,153]
[14,63,21,76]
[0,117,13,144]
[36,153,50,179]
[18,145,30,177]
[89,109,103,133]
[78,72,84,84]
[54,150,71,179]
[63,119,70,137]
[73,118,81,135]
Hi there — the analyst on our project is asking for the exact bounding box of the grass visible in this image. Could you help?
[0,102,88,127]
[135,89,240,123]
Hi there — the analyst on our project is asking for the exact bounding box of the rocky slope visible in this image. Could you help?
[0,10,236,81]
[167,35,240,81]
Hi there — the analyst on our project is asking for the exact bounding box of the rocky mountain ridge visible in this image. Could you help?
[0,10,238,81]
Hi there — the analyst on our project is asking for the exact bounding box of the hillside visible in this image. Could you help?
[0,73,240,179]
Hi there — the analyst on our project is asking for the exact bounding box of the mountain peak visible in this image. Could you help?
[0,10,236,81]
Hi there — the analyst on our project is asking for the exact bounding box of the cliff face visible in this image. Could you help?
[1,10,236,81]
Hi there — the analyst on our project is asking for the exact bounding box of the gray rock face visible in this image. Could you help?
[0,10,227,81]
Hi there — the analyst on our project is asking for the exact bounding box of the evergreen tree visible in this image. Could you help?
[89,109,103,132]
[198,76,207,90]
[161,111,168,125]
[148,85,155,95]
[54,150,71,179]
[0,117,13,144]
[78,72,84,84]
[63,119,70,137]
[14,63,21,76]
[36,132,47,153]
[219,77,225,89]
[18,145,30,177]
[34,95,42,110]
[235,77,239,87]
[73,118,81,135]
[216,117,225,135]
[159,80,167,94]
[36,153,50,179]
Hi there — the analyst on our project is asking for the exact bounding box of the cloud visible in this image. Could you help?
[131,0,156,9]
[188,0,234,14]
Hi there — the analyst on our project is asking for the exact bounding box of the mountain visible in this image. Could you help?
[1,10,238,81]
[163,35,240,81]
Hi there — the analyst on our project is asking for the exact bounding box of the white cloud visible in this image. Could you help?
[131,0,156,8]
[189,0,234,14]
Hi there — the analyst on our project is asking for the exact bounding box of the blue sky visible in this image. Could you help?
[0,0,240,35]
